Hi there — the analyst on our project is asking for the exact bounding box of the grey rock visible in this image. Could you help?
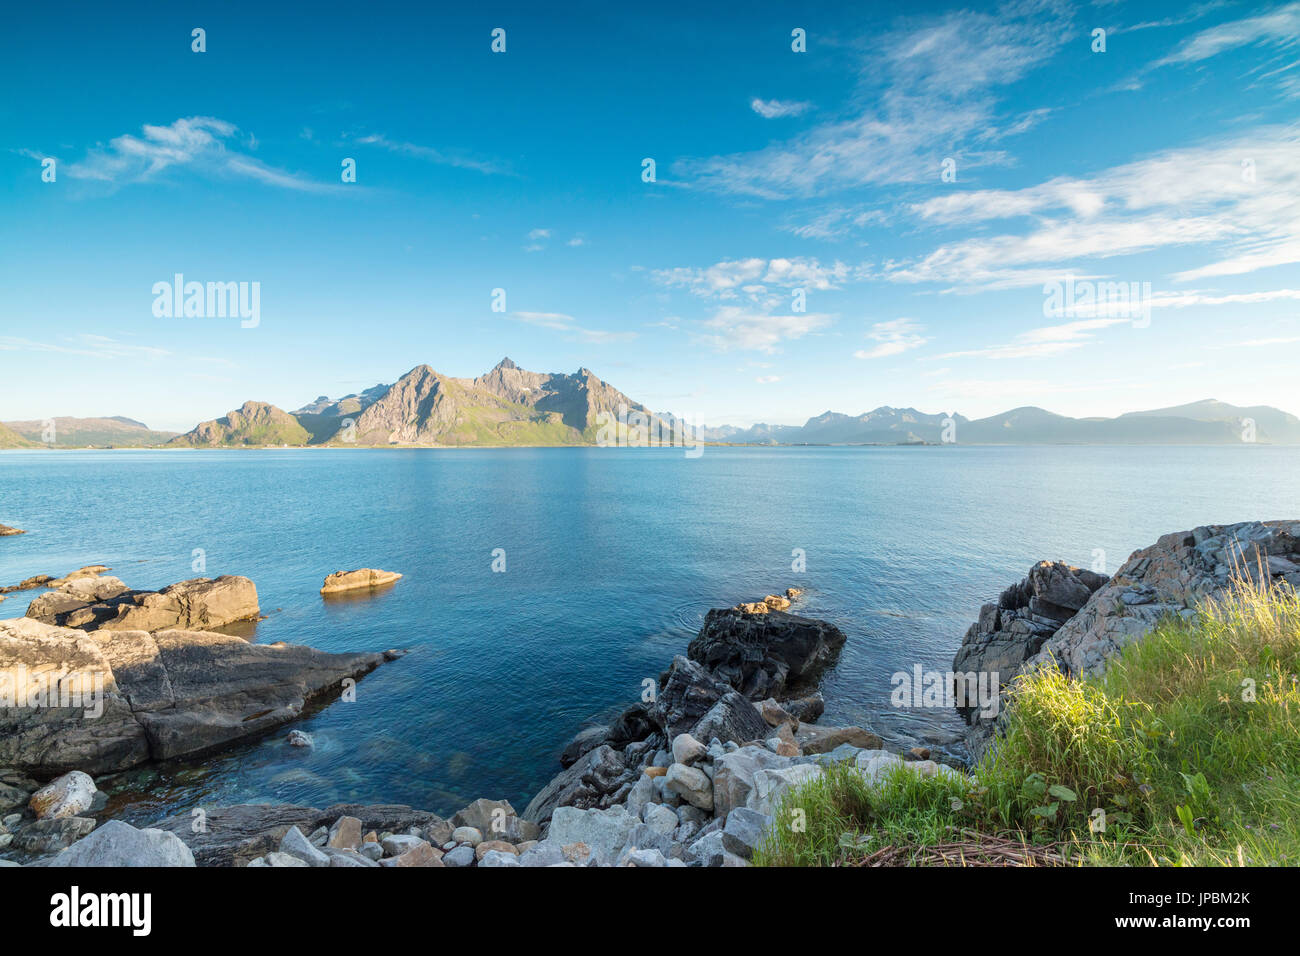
[721,807,772,860]
[49,820,195,867]
[279,825,329,866]
[687,608,847,700]
[442,845,476,868]
[478,849,521,867]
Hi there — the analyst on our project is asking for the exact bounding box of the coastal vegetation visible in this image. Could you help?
[757,576,1300,867]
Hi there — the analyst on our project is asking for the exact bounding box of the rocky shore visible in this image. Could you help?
[952,519,1300,755]
[4,520,1294,868]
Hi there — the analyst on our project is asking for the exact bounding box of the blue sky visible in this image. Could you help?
[3,0,1299,431]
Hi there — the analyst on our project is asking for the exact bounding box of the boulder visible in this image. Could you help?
[28,770,97,819]
[688,608,847,700]
[26,575,260,632]
[670,733,707,766]
[522,744,630,826]
[451,797,538,842]
[649,656,732,740]
[559,725,609,768]
[721,807,772,860]
[691,690,772,746]
[0,525,25,536]
[49,820,195,867]
[0,617,392,775]
[279,825,329,866]
[320,569,402,595]
[712,745,794,818]
[664,763,713,811]
[749,763,825,817]
[12,816,97,853]
[547,805,638,863]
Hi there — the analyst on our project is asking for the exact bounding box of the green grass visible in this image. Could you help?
[756,576,1300,867]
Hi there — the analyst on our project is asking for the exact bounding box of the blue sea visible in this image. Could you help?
[1,445,1295,822]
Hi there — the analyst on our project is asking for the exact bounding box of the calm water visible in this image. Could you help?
[1,445,1294,822]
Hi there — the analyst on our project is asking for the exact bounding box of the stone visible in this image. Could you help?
[29,771,97,819]
[763,594,791,611]
[908,746,932,761]
[721,807,772,860]
[519,841,565,867]
[478,849,520,867]
[287,730,313,748]
[12,816,96,853]
[264,851,310,867]
[0,525,25,536]
[325,847,378,867]
[451,826,483,846]
[623,848,667,867]
[664,763,713,811]
[327,816,363,850]
[757,698,799,730]
[442,845,476,867]
[0,617,391,776]
[560,725,610,767]
[749,764,824,816]
[359,842,384,861]
[794,724,883,755]
[320,569,402,595]
[381,840,442,867]
[686,830,728,867]
[643,803,679,836]
[670,732,707,766]
[521,744,630,826]
[26,575,260,633]
[712,745,793,818]
[691,690,772,746]
[781,692,825,724]
[475,839,518,860]
[548,805,638,863]
[279,825,329,866]
[48,819,195,867]
[451,797,538,842]
[381,833,425,857]
[687,607,847,700]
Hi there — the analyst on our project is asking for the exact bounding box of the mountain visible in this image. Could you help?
[334,359,664,446]
[169,401,312,447]
[292,384,389,442]
[0,421,38,449]
[2,417,178,448]
[1117,399,1300,443]
[722,399,1296,445]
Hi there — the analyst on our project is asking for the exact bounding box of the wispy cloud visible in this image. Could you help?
[675,2,1070,198]
[1154,2,1300,66]
[854,318,928,359]
[937,318,1130,360]
[0,334,171,361]
[509,311,636,344]
[653,257,854,302]
[52,117,336,193]
[750,98,812,119]
[353,133,511,176]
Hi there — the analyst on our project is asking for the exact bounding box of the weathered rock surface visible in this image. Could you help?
[0,617,392,774]
[951,561,1108,730]
[0,525,24,536]
[320,569,402,595]
[26,575,260,632]
[688,608,847,700]
[29,770,97,819]
[48,819,195,867]
[954,520,1300,756]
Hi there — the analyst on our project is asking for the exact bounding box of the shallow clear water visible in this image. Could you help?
[1,445,1294,823]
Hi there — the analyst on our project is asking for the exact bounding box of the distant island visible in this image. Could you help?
[3,358,1298,448]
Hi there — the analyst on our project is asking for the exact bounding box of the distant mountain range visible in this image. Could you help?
[4,361,1297,448]
[1,416,178,448]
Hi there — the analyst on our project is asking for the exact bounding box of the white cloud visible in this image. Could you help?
[528,228,551,240]
[1154,2,1300,66]
[750,98,812,119]
[755,375,782,383]
[509,311,635,344]
[892,127,1300,289]
[354,133,510,175]
[653,257,853,301]
[57,117,335,192]
[938,318,1130,360]
[698,306,833,353]
[675,3,1070,198]
[854,318,928,359]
